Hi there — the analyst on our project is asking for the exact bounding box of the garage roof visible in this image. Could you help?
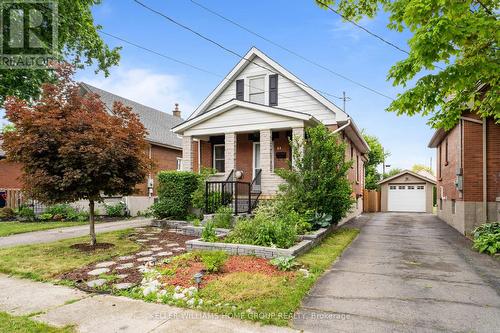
[378,170,436,185]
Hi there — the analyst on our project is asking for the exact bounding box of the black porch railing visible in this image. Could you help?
[205,169,262,215]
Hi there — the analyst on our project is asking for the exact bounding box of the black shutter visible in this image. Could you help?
[269,74,278,106]
[236,79,244,101]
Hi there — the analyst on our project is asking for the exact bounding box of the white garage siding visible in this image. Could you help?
[387,184,426,212]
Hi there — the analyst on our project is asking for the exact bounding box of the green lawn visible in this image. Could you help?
[0,312,74,333]
[0,229,141,281]
[197,227,360,326]
[0,221,88,237]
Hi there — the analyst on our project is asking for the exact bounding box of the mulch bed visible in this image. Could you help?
[70,242,115,252]
[160,255,290,288]
[59,227,197,290]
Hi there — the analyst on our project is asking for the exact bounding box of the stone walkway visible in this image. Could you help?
[0,274,297,332]
[0,218,153,248]
[293,213,500,333]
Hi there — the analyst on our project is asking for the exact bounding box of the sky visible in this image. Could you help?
[1,0,436,172]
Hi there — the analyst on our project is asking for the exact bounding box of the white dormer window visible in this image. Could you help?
[249,76,265,104]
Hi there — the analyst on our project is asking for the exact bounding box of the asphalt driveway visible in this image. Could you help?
[293,213,500,333]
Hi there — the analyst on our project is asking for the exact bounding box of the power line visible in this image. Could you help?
[315,0,410,55]
[187,0,395,101]
[133,0,387,102]
[98,30,328,107]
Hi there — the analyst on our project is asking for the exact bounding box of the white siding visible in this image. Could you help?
[206,56,338,124]
[184,106,304,136]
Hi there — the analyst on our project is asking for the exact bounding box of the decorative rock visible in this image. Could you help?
[150,247,163,251]
[153,251,173,257]
[118,255,135,261]
[147,237,159,240]
[117,274,128,279]
[116,263,134,270]
[137,256,155,262]
[136,251,153,256]
[165,243,179,247]
[187,298,195,306]
[87,268,110,276]
[136,239,149,243]
[86,279,107,287]
[172,247,185,252]
[142,233,155,236]
[95,261,115,268]
[173,293,185,300]
[114,283,133,290]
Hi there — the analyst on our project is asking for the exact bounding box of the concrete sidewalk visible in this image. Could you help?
[0,218,153,248]
[0,274,296,333]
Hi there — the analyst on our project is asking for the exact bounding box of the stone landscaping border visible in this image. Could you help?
[153,219,339,259]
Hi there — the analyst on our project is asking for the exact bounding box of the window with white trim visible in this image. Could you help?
[249,76,265,104]
[176,157,182,171]
[407,185,415,190]
[417,185,424,190]
[398,185,405,190]
[389,185,396,190]
[213,144,225,173]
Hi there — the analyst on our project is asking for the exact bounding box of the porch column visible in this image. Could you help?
[292,127,305,169]
[181,135,193,171]
[260,129,273,176]
[225,132,236,177]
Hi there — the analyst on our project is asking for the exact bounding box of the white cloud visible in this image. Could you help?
[328,16,375,41]
[80,67,196,118]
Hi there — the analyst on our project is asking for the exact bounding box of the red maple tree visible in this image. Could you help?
[2,64,150,245]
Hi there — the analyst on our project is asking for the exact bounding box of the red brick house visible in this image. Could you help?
[428,113,500,235]
[0,85,184,212]
[173,47,369,221]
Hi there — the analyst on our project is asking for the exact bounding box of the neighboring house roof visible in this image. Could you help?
[79,83,183,150]
[416,170,436,181]
[428,128,447,148]
[172,99,321,133]
[378,170,437,185]
[188,47,348,122]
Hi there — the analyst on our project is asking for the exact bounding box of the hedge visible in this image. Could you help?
[152,171,199,219]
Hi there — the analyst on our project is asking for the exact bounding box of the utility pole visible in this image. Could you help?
[343,91,346,112]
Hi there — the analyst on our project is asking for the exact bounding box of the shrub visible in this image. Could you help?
[270,256,299,271]
[45,204,76,219]
[198,250,228,272]
[212,205,233,229]
[201,220,218,242]
[192,218,201,227]
[473,222,500,255]
[0,207,15,220]
[275,124,354,229]
[225,206,298,248]
[191,167,216,211]
[17,206,36,221]
[105,202,127,217]
[38,213,53,221]
[66,209,89,222]
[153,171,199,219]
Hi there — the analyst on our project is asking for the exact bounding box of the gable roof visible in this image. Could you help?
[173,99,320,133]
[378,170,437,185]
[79,83,183,150]
[188,47,348,121]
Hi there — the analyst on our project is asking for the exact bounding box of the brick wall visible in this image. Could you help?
[463,119,484,202]
[486,118,500,202]
[273,131,291,171]
[0,160,23,189]
[236,134,253,182]
[437,124,461,201]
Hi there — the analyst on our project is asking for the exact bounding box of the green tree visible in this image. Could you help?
[316,0,499,130]
[383,167,404,179]
[0,0,121,105]
[2,64,149,245]
[276,124,354,225]
[363,133,388,190]
[411,164,434,175]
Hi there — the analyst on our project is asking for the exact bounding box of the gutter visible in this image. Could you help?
[332,118,351,134]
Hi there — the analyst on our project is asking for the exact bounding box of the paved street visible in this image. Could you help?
[0,218,153,248]
[293,213,500,333]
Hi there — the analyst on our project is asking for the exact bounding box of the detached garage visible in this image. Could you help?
[379,170,436,213]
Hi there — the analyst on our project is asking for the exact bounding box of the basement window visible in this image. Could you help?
[451,199,456,214]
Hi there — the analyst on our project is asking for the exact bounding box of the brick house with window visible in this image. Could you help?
[173,47,369,221]
[0,84,183,211]
[428,113,500,235]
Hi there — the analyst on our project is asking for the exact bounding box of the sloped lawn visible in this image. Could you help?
[0,221,88,237]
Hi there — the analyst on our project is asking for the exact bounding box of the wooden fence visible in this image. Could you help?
[363,189,381,213]
[0,189,24,209]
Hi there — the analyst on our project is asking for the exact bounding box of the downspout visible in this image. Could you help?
[332,118,351,134]
[483,119,487,222]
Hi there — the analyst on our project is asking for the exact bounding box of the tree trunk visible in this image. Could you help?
[89,200,96,246]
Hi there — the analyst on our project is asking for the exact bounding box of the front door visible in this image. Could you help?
[253,142,261,187]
